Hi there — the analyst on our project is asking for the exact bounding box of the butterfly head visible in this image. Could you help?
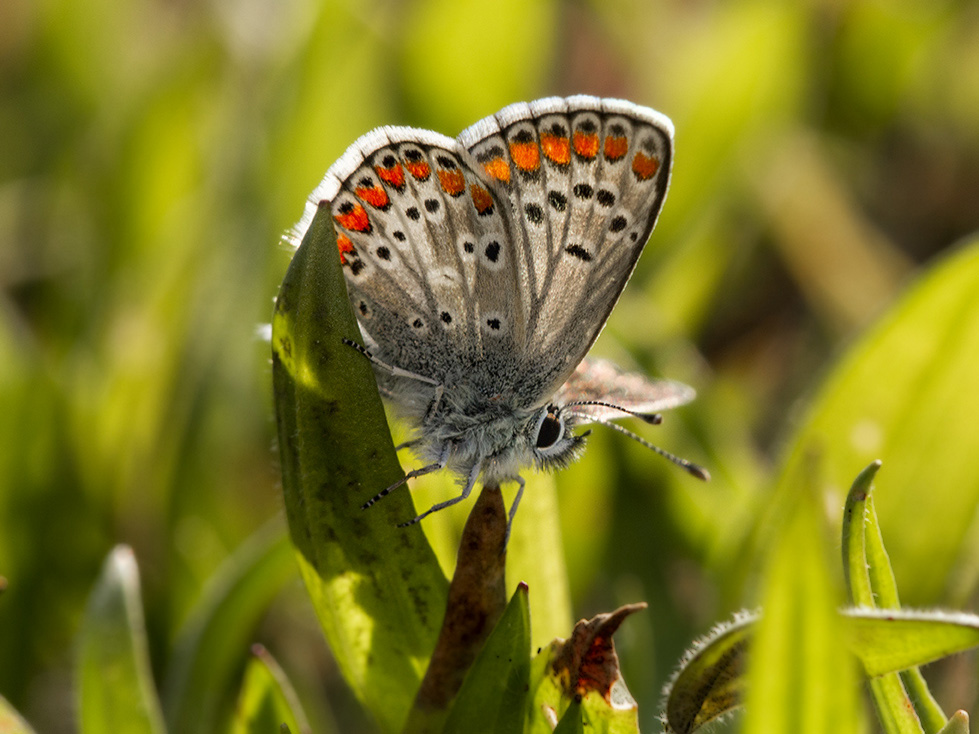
[528,403,589,473]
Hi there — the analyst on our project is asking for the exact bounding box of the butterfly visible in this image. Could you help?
[287,95,708,535]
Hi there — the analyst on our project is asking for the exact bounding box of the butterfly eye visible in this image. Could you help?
[535,412,563,450]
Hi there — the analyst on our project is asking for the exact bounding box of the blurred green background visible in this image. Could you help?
[2,0,979,731]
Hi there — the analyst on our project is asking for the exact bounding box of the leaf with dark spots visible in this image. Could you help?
[552,603,647,701]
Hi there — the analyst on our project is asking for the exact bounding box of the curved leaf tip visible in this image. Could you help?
[660,610,757,734]
[552,603,647,703]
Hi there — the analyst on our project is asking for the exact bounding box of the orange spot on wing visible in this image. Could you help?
[573,131,599,159]
[470,184,494,215]
[334,203,371,233]
[337,233,354,264]
[405,160,431,180]
[355,184,390,209]
[509,141,540,171]
[604,135,628,161]
[631,151,660,180]
[540,133,571,165]
[375,163,405,190]
[438,168,466,196]
[483,157,510,183]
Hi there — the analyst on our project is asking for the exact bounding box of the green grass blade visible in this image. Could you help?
[865,488,947,732]
[742,475,860,734]
[505,472,572,650]
[841,462,924,733]
[901,666,949,734]
[841,462,946,732]
[867,676,926,734]
[164,521,296,734]
[76,546,166,734]
[841,461,882,606]
[863,491,902,608]
[230,645,311,734]
[442,583,531,734]
[271,204,449,732]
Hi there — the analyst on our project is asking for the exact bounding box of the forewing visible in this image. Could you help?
[555,357,695,423]
[458,96,674,406]
[290,126,525,382]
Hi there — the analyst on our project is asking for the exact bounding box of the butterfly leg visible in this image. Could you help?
[397,461,481,528]
[360,444,451,510]
[343,337,445,420]
[504,475,526,546]
[342,338,439,386]
[422,384,445,423]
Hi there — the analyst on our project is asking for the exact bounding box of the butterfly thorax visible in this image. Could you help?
[386,374,583,484]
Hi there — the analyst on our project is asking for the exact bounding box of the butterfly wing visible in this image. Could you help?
[555,357,695,423]
[290,126,527,387]
[458,96,674,407]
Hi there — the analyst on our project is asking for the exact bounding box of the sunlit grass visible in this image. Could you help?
[1,0,979,730]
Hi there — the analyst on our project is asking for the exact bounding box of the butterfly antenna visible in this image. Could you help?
[591,417,710,481]
[561,400,662,424]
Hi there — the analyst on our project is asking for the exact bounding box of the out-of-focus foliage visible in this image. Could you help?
[76,546,165,734]
[1,0,978,731]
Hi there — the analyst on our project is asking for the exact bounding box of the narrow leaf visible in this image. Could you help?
[937,711,970,734]
[863,491,902,609]
[742,476,860,734]
[165,522,296,734]
[505,472,572,650]
[77,546,166,734]
[442,583,531,734]
[844,609,979,678]
[230,645,311,734]
[272,206,448,732]
[867,675,926,734]
[841,460,882,607]
[661,612,755,733]
[553,699,584,734]
[842,463,946,733]
[867,495,946,733]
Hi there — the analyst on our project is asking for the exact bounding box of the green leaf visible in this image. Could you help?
[505,472,572,650]
[844,609,979,678]
[774,238,979,606]
[553,698,583,734]
[164,521,297,734]
[76,546,166,734]
[742,474,860,734]
[842,462,946,733]
[526,605,646,734]
[661,612,754,734]
[841,460,883,607]
[659,602,979,734]
[442,583,531,734]
[865,674,926,734]
[0,695,38,734]
[937,711,970,734]
[271,205,449,732]
[230,645,311,734]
